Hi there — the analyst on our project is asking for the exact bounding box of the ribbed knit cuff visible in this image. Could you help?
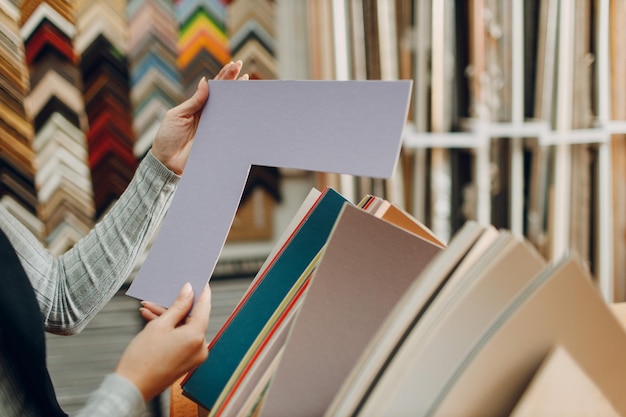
[75,374,146,417]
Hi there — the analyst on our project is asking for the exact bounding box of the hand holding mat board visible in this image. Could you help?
[127,80,412,307]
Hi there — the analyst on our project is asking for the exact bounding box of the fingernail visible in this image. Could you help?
[140,301,146,306]
[181,282,193,298]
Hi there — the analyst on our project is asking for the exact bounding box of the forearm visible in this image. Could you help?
[0,152,180,334]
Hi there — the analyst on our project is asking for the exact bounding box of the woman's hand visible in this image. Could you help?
[115,283,212,401]
[139,300,166,322]
[150,61,248,174]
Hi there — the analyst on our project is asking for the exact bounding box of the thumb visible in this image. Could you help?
[173,77,209,117]
[160,282,194,327]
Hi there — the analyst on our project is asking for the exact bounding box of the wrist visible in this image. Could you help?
[114,369,156,402]
[146,150,182,179]
[102,373,149,413]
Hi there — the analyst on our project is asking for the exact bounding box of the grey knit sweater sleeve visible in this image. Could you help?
[0,151,180,417]
[74,374,147,417]
[0,151,180,335]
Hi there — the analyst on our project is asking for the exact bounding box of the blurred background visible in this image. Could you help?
[0,0,623,415]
